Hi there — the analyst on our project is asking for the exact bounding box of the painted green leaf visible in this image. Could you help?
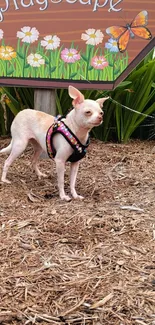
[17,52,25,59]
[114,69,120,75]
[24,64,30,69]
[50,67,56,73]
[70,72,77,78]
[7,68,14,76]
[81,54,87,62]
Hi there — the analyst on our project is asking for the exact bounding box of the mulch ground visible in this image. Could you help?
[0,137,155,325]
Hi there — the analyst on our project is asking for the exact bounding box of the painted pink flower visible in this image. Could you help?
[91,56,108,69]
[61,48,80,63]
[0,29,4,40]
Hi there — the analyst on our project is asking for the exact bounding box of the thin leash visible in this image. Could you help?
[108,97,154,119]
[80,74,154,120]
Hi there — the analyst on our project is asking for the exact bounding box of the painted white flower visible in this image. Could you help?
[17,26,39,44]
[27,53,45,67]
[41,35,60,50]
[81,28,104,46]
[0,29,4,40]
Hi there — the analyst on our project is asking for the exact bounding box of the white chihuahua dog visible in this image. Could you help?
[0,86,109,201]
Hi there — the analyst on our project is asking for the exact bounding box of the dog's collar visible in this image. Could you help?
[46,115,90,162]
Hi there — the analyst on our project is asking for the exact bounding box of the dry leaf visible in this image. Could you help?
[18,242,33,250]
[90,292,113,309]
[27,192,38,202]
[120,205,144,212]
[122,249,130,256]
[117,260,125,266]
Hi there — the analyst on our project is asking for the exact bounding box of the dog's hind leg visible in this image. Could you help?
[31,139,47,178]
[1,139,28,184]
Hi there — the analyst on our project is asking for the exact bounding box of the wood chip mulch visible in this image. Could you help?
[0,137,155,325]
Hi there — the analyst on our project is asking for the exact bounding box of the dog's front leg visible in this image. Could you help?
[70,161,84,199]
[55,157,71,201]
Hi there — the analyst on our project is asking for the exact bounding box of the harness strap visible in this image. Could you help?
[46,115,90,162]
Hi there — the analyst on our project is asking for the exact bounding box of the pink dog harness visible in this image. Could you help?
[46,115,90,163]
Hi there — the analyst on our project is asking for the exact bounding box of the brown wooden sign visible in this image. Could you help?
[0,0,154,89]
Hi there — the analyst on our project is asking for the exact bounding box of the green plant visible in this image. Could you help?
[93,49,155,142]
[110,60,155,142]
[0,87,34,135]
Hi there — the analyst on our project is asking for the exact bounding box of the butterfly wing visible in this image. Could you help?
[131,10,148,27]
[106,26,127,39]
[106,26,130,52]
[130,10,152,39]
[131,26,152,39]
[118,29,130,52]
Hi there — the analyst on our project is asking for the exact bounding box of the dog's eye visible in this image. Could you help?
[85,111,92,116]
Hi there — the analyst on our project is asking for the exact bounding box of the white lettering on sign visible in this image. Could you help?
[93,0,123,12]
[21,0,34,8]
[0,0,123,22]
[80,0,91,4]
[0,1,9,22]
[36,0,48,10]
[51,0,62,4]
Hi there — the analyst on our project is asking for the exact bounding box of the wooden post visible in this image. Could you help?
[34,89,56,116]
[34,89,57,158]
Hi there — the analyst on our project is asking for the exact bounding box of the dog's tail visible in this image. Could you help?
[0,140,12,155]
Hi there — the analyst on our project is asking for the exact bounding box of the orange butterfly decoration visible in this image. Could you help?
[106,10,152,53]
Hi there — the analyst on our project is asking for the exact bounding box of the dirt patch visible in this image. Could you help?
[0,138,155,325]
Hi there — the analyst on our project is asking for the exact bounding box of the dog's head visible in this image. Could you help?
[68,85,109,129]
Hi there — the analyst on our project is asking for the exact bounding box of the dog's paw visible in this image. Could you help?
[72,194,84,200]
[60,194,72,202]
[1,178,11,184]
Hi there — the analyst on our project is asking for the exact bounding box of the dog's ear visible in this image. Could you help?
[68,86,85,107]
[96,97,109,108]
